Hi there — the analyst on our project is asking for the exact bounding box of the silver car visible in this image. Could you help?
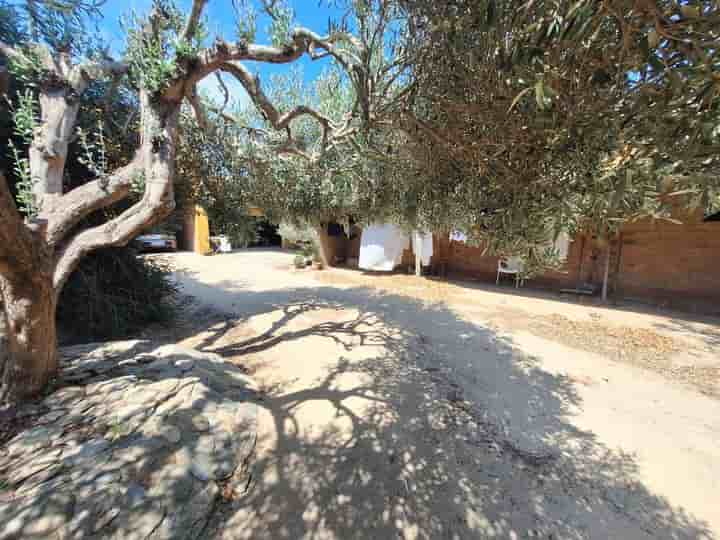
[133,233,177,252]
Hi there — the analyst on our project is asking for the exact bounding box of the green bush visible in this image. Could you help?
[224,218,261,248]
[57,248,178,344]
[278,222,317,247]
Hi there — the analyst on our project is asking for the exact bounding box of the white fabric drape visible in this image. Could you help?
[359,224,410,271]
[412,232,434,266]
[553,231,570,261]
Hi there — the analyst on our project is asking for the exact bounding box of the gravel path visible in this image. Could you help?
[165,249,720,539]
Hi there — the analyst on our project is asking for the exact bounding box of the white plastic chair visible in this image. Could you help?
[496,256,525,288]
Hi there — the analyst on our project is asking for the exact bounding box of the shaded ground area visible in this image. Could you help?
[314,266,720,399]
[153,249,720,539]
[0,343,258,539]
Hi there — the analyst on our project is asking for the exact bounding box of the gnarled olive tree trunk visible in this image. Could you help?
[0,196,59,401]
[0,86,180,404]
[0,0,367,403]
[0,268,57,401]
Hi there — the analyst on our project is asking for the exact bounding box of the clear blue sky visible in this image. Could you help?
[98,0,348,107]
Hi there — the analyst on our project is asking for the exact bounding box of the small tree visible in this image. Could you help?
[215,1,413,255]
[0,0,384,402]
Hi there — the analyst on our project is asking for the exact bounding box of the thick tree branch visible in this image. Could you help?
[214,71,230,112]
[0,174,35,270]
[40,156,144,247]
[182,0,207,42]
[0,40,22,62]
[222,61,330,129]
[187,85,208,131]
[52,85,180,291]
[186,27,361,89]
[218,61,335,160]
[68,57,128,93]
[218,58,361,163]
[0,174,25,238]
[52,177,174,291]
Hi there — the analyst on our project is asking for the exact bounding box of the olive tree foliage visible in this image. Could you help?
[224,68,371,225]
[211,0,415,231]
[175,108,262,246]
[393,0,720,255]
[2,0,103,53]
[0,0,385,402]
[225,0,719,271]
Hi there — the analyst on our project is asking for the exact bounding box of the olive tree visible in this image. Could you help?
[0,0,381,402]
[209,1,413,260]
[394,0,720,260]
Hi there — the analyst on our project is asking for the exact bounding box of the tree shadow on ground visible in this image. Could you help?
[0,338,258,539]
[163,270,713,540]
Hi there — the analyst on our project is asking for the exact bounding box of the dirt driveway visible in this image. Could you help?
[164,249,720,540]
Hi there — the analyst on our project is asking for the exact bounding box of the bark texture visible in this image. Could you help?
[30,89,80,208]
[0,271,57,402]
[315,225,334,267]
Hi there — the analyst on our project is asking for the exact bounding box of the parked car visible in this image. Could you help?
[133,233,177,252]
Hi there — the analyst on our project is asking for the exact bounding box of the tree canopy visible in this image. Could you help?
[393,0,720,249]
[210,0,719,260]
[0,0,718,401]
[0,0,394,401]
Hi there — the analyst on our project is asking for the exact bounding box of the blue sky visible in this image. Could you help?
[98,1,347,107]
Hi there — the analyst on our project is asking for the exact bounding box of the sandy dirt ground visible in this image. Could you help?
[160,249,720,540]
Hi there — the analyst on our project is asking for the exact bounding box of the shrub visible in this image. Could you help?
[278,222,317,247]
[219,217,261,248]
[57,247,178,344]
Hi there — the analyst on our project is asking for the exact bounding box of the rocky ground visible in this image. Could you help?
[0,342,258,540]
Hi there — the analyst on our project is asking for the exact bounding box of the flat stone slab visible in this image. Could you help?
[0,341,258,540]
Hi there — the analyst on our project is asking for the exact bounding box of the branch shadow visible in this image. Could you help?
[165,271,713,540]
[0,339,262,539]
